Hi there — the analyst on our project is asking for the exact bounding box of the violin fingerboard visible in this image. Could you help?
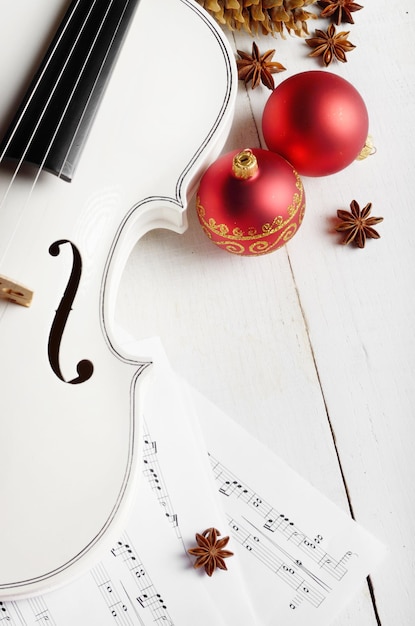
[0,0,140,182]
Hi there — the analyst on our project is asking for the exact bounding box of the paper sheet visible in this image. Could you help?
[1,337,385,625]
[180,380,387,625]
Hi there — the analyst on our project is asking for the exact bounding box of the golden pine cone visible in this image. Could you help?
[197,0,318,37]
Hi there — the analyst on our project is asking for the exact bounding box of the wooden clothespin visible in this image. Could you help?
[0,274,33,307]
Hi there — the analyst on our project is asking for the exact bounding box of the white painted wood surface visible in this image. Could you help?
[116,1,414,624]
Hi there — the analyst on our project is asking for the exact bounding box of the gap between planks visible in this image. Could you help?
[285,252,383,626]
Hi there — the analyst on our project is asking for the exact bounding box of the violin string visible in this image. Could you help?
[24,0,132,224]
[0,0,84,164]
[0,0,129,271]
[58,0,132,179]
[29,0,119,186]
[0,0,93,268]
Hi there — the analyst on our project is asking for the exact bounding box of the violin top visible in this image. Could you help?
[0,0,236,599]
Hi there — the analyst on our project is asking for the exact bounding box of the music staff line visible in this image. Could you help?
[242,517,332,593]
[227,515,325,610]
[92,563,133,626]
[118,582,146,626]
[142,420,196,570]
[28,597,55,625]
[210,454,352,582]
[142,421,181,539]
[0,596,56,625]
[109,532,175,626]
[0,600,13,624]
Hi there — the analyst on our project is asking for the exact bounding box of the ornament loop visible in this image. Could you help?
[356,135,376,161]
[232,149,258,180]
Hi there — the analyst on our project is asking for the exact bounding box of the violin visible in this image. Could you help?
[0,0,236,599]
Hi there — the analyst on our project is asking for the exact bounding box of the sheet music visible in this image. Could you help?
[2,336,385,625]
[179,380,387,626]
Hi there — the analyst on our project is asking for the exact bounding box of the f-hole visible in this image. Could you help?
[48,239,94,384]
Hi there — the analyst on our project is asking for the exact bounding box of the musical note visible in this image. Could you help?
[210,454,348,582]
[137,593,166,611]
[144,467,162,491]
[334,551,356,574]
[212,445,371,612]
[0,601,11,623]
[111,541,135,561]
[143,437,157,456]
[142,421,181,537]
[108,533,175,625]
[29,597,55,624]
[227,516,326,610]
[0,597,57,625]
[91,564,133,625]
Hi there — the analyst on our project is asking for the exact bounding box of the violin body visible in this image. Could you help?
[0,0,235,599]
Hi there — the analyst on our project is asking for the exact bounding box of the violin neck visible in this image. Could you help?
[0,0,140,182]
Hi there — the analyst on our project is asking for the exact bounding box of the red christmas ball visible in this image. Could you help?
[262,71,369,177]
[196,148,305,256]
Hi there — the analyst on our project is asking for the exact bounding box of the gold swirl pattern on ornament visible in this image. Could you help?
[248,222,298,255]
[224,242,245,254]
[196,172,304,243]
[210,220,301,256]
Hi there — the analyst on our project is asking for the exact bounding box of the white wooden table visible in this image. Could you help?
[116,2,414,624]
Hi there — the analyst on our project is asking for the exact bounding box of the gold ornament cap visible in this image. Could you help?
[357,135,376,161]
[232,149,259,180]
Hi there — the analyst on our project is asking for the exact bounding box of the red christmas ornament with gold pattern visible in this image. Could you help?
[196,148,305,256]
[262,71,369,177]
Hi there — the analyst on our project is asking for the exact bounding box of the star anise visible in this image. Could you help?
[318,0,363,25]
[306,24,355,66]
[236,42,286,90]
[188,528,233,576]
[336,200,383,248]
